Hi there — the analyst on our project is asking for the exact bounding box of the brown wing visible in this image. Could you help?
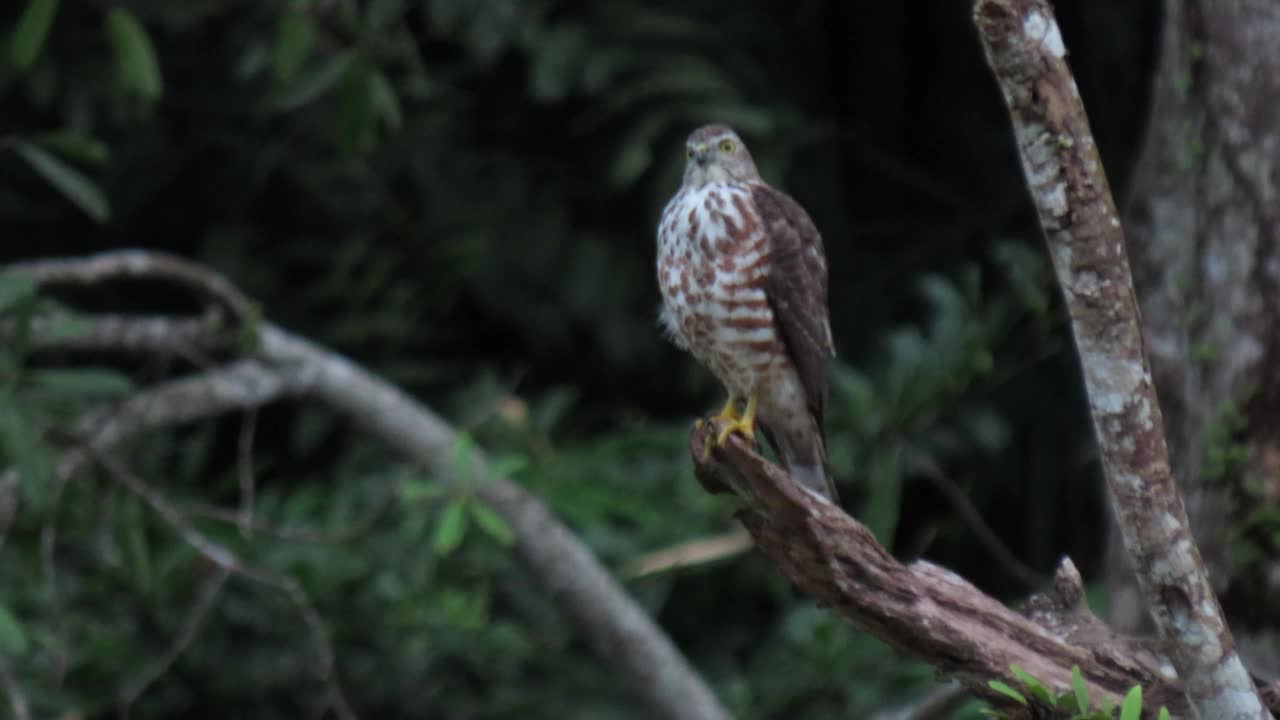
[749,183,835,424]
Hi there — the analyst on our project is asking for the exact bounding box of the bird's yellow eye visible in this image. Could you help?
[719,139,735,153]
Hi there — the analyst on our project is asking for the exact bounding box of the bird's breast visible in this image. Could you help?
[657,183,788,394]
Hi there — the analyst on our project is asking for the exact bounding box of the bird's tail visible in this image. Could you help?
[765,417,838,503]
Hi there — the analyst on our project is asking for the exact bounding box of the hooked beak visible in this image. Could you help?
[691,144,710,166]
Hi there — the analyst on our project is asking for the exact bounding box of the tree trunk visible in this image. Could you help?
[1117,0,1280,654]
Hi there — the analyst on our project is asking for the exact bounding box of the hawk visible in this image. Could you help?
[656,124,838,502]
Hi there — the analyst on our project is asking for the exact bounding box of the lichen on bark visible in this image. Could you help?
[974,0,1272,716]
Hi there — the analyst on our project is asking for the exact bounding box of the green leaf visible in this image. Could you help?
[863,444,902,549]
[122,496,152,592]
[8,0,59,70]
[432,500,468,556]
[1119,685,1142,720]
[369,69,402,131]
[400,477,447,501]
[1157,707,1170,720]
[35,130,110,165]
[28,368,133,398]
[0,271,36,311]
[331,57,377,154]
[13,141,110,222]
[105,8,163,99]
[365,0,404,29]
[0,602,29,654]
[987,680,1027,705]
[610,142,651,187]
[453,432,474,484]
[1009,664,1054,705]
[0,401,48,509]
[469,502,514,546]
[273,10,314,82]
[270,50,354,112]
[487,453,528,479]
[1071,666,1090,712]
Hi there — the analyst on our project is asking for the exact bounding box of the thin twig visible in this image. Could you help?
[0,656,31,720]
[869,681,969,720]
[625,526,753,578]
[184,492,395,545]
[38,456,81,686]
[905,449,1045,590]
[92,452,356,720]
[118,566,232,709]
[237,408,258,538]
[19,313,225,358]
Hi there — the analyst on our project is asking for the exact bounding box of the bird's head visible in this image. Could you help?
[681,124,759,187]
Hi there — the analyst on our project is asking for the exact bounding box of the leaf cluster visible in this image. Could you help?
[985,665,1169,720]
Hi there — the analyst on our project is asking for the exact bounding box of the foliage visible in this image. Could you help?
[1202,398,1250,486]
[0,0,1144,717]
[981,665,1170,720]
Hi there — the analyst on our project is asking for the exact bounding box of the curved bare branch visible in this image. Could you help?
[3,251,732,720]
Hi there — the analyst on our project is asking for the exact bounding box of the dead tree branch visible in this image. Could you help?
[4,250,732,720]
[973,0,1270,716]
[692,423,1190,715]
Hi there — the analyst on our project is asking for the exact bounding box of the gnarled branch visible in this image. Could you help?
[692,422,1189,715]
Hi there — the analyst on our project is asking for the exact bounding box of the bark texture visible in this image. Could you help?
[693,422,1192,716]
[972,0,1270,716]
[1121,0,1280,641]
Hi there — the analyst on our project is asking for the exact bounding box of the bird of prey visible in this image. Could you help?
[656,124,838,502]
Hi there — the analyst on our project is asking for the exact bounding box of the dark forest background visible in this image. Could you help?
[0,0,1167,717]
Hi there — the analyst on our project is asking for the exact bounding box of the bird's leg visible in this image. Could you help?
[712,395,742,424]
[715,392,757,446]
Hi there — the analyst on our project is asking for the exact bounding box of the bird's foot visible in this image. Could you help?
[714,393,757,447]
[702,395,744,459]
[714,415,756,446]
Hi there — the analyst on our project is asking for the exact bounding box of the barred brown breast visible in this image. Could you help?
[656,181,784,394]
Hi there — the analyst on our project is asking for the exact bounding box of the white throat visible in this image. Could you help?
[685,163,735,188]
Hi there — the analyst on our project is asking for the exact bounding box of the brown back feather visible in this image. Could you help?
[749,183,835,427]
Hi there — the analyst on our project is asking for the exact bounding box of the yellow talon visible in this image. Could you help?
[715,393,757,446]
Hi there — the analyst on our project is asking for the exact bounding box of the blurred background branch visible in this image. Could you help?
[2,249,731,720]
